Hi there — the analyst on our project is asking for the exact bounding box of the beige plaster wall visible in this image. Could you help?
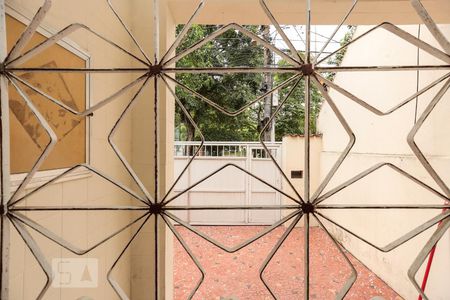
[317,24,450,299]
[282,135,322,226]
[128,0,175,299]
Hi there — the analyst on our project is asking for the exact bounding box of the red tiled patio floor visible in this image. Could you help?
[173,225,403,300]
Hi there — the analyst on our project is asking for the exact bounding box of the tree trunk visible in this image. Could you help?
[261,25,274,142]
[181,113,196,156]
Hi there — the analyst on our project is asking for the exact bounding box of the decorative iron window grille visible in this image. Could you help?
[0,0,449,299]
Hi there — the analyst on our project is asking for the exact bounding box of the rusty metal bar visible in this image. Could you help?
[164,208,299,255]
[163,66,299,74]
[315,72,450,116]
[107,0,152,64]
[9,216,51,300]
[10,164,149,207]
[315,163,448,205]
[259,0,304,64]
[7,23,150,67]
[108,77,155,203]
[408,79,450,197]
[311,75,356,202]
[162,213,204,300]
[408,218,450,300]
[11,206,149,211]
[160,0,205,65]
[259,213,303,298]
[163,162,301,206]
[8,67,149,73]
[108,213,151,299]
[9,72,149,117]
[317,204,450,210]
[5,0,51,63]
[159,75,205,204]
[312,214,357,299]
[7,77,57,203]
[316,22,450,66]
[10,210,150,255]
[163,73,301,117]
[165,205,298,211]
[259,77,306,204]
[313,0,358,64]
[410,0,450,55]
[304,76,311,203]
[164,23,300,67]
[316,65,450,72]
[0,0,10,297]
[316,210,450,252]
[304,2,311,298]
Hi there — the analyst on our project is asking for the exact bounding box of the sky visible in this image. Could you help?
[272,24,350,64]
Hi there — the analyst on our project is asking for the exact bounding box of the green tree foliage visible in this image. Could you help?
[274,26,356,139]
[174,25,355,142]
[326,25,356,81]
[273,61,323,140]
[175,24,264,141]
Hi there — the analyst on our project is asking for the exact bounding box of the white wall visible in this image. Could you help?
[317,24,450,299]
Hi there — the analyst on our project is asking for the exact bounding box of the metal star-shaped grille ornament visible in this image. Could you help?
[0,0,449,299]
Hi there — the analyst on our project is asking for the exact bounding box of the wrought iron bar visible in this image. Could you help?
[9,216,51,300]
[0,1,10,296]
[315,72,450,116]
[160,75,205,204]
[163,73,301,117]
[7,77,57,203]
[408,218,450,300]
[107,0,153,64]
[316,22,450,66]
[108,77,155,203]
[7,23,150,67]
[160,0,205,65]
[5,0,51,63]
[312,214,357,299]
[407,79,450,197]
[108,213,151,299]
[259,77,306,204]
[0,0,448,298]
[259,0,304,64]
[315,162,448,205]
[163,209,300,253]
[316,65,450,72]
[410,0,450,55]
[259,213,303,298]
[310,75,356,202]
[315,210,450,252]
[312,0,358,64]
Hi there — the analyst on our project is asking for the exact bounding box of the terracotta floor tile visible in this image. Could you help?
[173,225,402,300]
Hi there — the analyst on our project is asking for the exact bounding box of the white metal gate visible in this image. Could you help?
[173,142,282,225]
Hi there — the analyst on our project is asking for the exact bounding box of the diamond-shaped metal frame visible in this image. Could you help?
[0,0,449,299]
